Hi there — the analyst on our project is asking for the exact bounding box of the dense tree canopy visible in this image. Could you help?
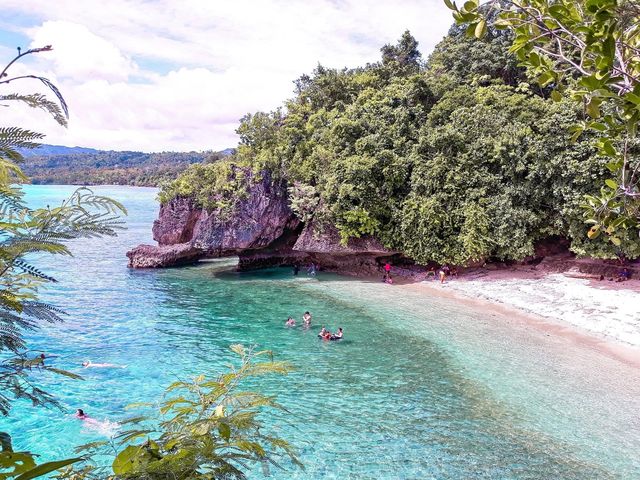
[162,26,638,263]
[445,0,640,252]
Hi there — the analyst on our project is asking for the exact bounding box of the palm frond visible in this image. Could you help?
[0,93,67,127]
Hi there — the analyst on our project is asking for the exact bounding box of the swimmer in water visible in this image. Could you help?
[331,327,343,340]
[82,361,126,369]
[75,408,88,419]
[285,317,296,327]
[302,311,312,326]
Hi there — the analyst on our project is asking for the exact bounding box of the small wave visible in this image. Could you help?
[82,418,120,437]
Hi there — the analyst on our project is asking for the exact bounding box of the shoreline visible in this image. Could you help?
[394,269,640,368]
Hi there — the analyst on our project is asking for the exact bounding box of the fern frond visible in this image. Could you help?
[21,301,66,323]
[12,259,58,282]
[0,126,44,156]
[0,93,67,126]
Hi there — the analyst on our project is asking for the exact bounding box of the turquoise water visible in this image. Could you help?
[2,185,640,479]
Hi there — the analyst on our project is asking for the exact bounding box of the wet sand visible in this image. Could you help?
[397,270,640,369]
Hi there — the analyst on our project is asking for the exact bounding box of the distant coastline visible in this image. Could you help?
[21,143,234,187]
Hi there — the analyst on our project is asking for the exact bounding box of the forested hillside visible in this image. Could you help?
[160,24,640,264]
[23,147,233,186]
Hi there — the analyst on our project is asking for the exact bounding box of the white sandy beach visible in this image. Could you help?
[407,269,640,350]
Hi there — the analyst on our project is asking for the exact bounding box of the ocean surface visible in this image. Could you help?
[2,184,640,479]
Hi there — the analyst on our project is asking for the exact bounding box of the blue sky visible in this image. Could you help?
[0,1,453,152]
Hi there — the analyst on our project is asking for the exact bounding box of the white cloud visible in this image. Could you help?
[0,0,453,152]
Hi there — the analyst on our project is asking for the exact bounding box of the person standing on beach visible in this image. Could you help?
[439,265,449,284]
[384,262,391,275]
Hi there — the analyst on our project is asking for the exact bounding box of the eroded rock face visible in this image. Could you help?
[190,173,300,254]
[128,171,301,268]
[293,221,393,255]
[128,168,406,272]
[153,197,201,246]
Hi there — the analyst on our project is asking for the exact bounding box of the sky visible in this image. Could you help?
[0,1,454,152]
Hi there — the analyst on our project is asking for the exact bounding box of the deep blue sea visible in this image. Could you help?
[2,185,639,479]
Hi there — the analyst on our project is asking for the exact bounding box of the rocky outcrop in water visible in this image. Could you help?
[127,243,203,268]
[127,169,396,272]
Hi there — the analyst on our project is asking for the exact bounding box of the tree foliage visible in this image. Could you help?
[163,30,632,262]
[445,0,640,250]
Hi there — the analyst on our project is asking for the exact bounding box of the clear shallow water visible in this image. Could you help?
[2,185,640,479]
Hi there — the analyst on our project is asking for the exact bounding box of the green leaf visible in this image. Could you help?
[443,0,456,10]
[219,422,231,442]
[463,0,477,11]
[610,236,621,246]
[112,446,144,476]
[474,20,487,38]
[14,458,83,480]
[587,121,606,131]
[44,367,84,380]
[586,98,601,119]
[625,92,640,105]
[604,179,618,190]
[537,71,555,87]
[551,90,562,102]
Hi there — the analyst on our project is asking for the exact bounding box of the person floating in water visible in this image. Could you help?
[75,408,88,420]
[302,311,312,326]
[293,264,300,276]
[82,361,126,369]
[330,328,343,340]
[318,326,327,338]
[285,317,296,327]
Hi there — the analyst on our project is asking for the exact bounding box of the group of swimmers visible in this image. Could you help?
[284,311,344,340]
[318,326,343,341]
[285,311,313,327]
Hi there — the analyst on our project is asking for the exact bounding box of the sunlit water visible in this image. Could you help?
[2,185,639,479]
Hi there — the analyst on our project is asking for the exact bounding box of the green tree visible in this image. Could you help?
[161,30,628,264]
[444,0,640,250]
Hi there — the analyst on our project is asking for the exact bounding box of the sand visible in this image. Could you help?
[399,267,640,363]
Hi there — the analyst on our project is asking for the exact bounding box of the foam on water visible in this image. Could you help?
[1,185,639,479]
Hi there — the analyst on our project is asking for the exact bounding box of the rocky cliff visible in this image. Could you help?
[127,171,396,273]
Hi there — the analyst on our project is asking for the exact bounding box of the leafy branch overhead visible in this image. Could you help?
[0,45,126,480]
[57,346,302,480]
[445,0,640,245]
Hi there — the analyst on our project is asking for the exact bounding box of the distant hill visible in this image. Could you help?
[21,144,235,187]
[18,145,101,158]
